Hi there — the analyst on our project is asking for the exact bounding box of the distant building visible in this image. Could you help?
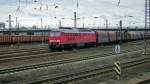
[32,25,38,29]
[0,22,5,30]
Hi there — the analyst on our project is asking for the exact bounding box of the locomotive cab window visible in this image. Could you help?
[55,32,61,36]
[61,33,64,36]
[50,32,55,37]
[50,32,61,37]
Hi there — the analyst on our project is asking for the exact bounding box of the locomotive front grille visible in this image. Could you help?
[51,42,59,45]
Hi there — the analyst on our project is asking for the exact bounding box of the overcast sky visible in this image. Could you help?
[0,0,145,28]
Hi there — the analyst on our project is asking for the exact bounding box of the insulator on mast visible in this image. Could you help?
[117,0,120,6]
[46,4,48,10]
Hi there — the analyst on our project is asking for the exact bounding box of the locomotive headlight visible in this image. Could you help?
[50,40,60,42]
[56,40,60,42]
[50,40,53,42]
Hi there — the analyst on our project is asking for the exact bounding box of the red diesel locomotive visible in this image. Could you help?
[48,28,96,50]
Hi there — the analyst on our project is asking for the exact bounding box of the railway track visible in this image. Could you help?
[0,44,48,52]
[136,79,150,84]
[27,55,150,84]
[0,43,48,48]
[0,47,48,55]
[0,46,113,63]
[0,40,144,62]
[0,43,144,63]
[0,43,48,54]
[0,40,143,53]
[0,44,111,56]
[0,47,146,75]
[0,41,147,84]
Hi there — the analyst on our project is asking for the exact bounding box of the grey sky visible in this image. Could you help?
[0,0,145,28]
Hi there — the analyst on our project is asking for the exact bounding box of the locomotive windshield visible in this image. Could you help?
[50,32,61,37]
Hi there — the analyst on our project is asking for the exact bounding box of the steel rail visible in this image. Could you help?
[0,43,144,63]
[27,56,150,84]
[0,48,145,75]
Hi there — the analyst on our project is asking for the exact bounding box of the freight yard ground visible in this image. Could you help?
[0,40,149,84]
[76,62,150,84]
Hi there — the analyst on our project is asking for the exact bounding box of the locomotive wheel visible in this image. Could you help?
[61,44,65,51]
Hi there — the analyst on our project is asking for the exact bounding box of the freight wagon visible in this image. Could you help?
[0,35,48,44]
[48,28,146,50]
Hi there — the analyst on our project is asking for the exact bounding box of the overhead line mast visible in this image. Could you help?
[117,0,120,6]
[74,0,79,28]
[145,0,150,54]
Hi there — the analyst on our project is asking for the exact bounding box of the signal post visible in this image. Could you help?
[113,20,122,80]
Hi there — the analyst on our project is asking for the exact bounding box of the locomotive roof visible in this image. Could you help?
[51,28,95,34]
